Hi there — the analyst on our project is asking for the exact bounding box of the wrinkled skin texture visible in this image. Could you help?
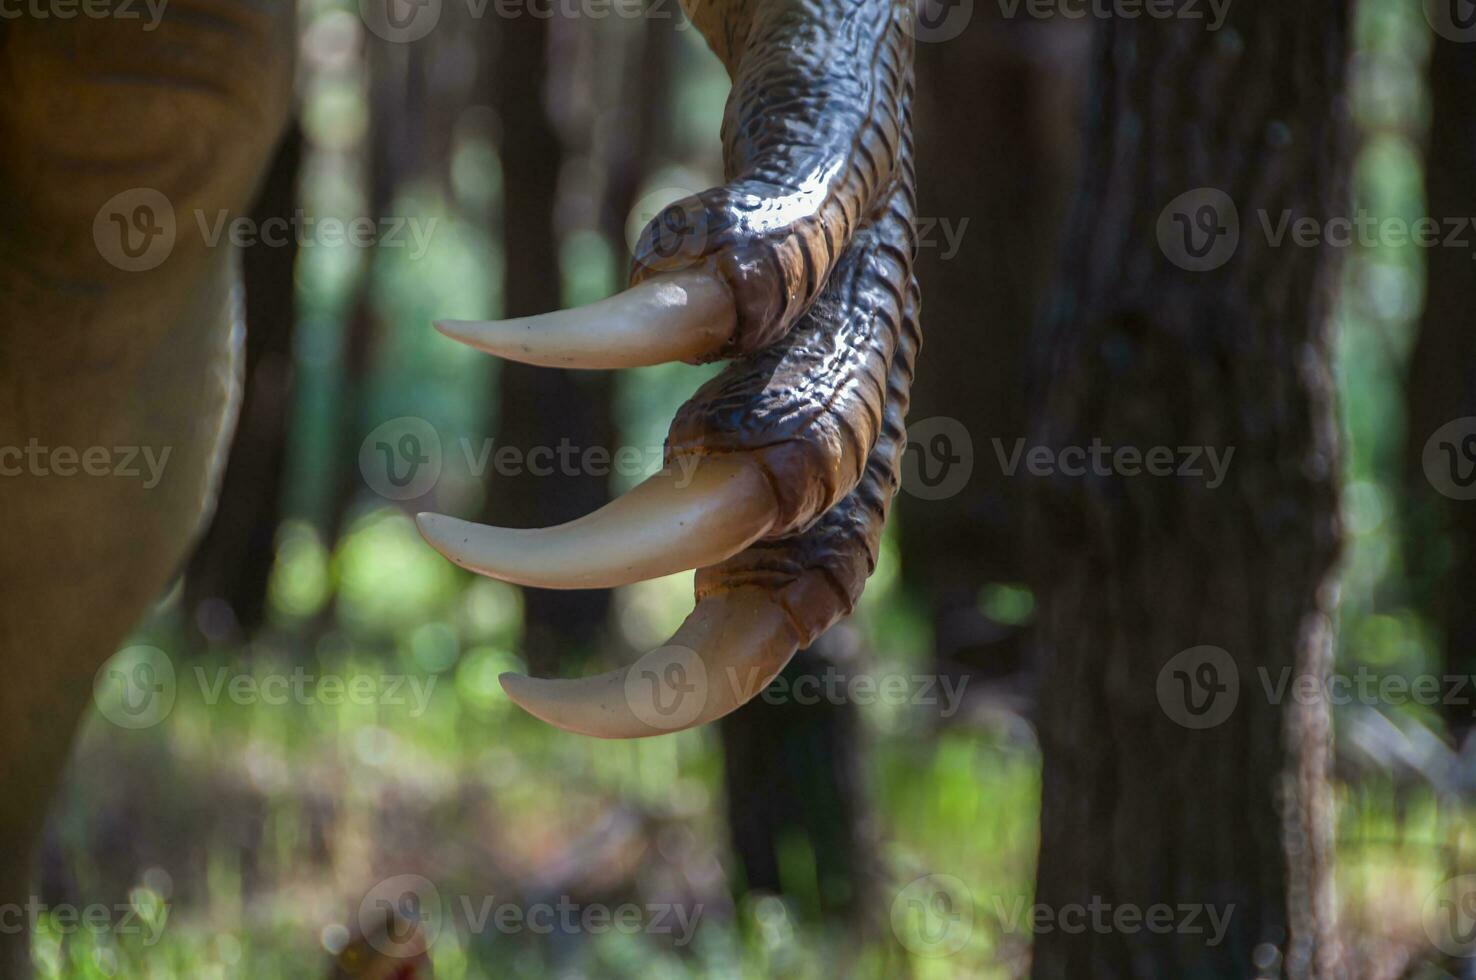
[432,0,920,737]
[656,0,921,646]
[0,3,294,975]
[0,0,919,970]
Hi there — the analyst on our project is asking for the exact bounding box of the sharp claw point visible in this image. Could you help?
[415,455,777,589]
[430,270,736,369]
[493,589,802,738]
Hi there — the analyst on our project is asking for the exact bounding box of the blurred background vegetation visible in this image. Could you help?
[31,0,1476,976]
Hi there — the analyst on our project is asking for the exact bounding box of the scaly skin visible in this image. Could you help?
[659,0,922,653]
[432,0,923,736]
[638,0,912,356]
[0,3,293,974]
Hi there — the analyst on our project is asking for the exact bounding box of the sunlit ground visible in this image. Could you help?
[31,508,1476,979]
[40,510,1044,979]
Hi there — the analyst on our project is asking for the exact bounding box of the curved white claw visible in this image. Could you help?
[434,270,737,369]
[498,588,802,738]
[415,455,777,590]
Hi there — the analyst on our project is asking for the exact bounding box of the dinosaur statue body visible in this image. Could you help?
[0,0,918,971]
[0,3,293,972]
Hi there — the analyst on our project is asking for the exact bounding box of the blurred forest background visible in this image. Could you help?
[32,0,1476,976]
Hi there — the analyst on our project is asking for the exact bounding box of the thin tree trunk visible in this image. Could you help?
[482,8,613,675]
[184,122,303,644]
[719,634,872,926]
[324,37,401,547]
[1404,30,1476,745]
[1028,5,1349,977]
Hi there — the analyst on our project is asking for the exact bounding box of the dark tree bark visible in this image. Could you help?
[903,16,1085,683]
[183,122,303,645]
[719,633,873,927]
[1404,31,1476,745]
[1028,5,1349,977]
[481,9,613,675]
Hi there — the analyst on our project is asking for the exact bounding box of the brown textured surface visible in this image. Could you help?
[689,113,920,647]
[1026,5,1349,976]
[636,0,912,356]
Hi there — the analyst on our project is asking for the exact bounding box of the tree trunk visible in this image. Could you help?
[719,633,872,927]
[903,15,1085,683]
[481,8,613,675]
[1028,5,1349,977]
[1404,30,1476,745]
[184,122,303,645]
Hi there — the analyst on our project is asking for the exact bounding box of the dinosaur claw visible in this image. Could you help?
[414,454,777,590]
[497,587,801,738]
[433,270,735,369]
